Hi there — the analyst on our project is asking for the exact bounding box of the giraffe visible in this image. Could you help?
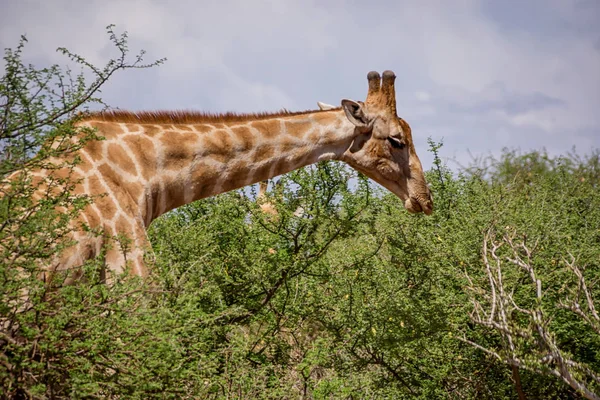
[256,179,305,222]
[257,180,279,217]
[5,70,433,283]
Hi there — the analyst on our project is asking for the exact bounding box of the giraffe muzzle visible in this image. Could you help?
[405,194,433,215]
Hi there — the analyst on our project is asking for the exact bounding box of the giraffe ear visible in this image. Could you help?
[341,99,370,128]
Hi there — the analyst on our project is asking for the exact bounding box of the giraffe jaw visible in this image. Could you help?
[348,163,432,215]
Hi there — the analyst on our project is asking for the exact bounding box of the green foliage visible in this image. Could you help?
[1,29,599,399]
[142,146,599,399]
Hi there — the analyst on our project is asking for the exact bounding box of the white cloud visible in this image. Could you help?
[1,0,598,169]
[415,91,431,102]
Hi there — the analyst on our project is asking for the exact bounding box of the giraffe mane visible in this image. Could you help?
[80,108,340,124]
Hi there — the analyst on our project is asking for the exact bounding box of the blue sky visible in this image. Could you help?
[1,0,599,169]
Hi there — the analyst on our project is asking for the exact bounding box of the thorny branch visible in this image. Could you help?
[463,228,600,400]
[559,254,600,336]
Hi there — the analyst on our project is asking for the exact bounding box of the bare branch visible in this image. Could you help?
[462,229,600,399]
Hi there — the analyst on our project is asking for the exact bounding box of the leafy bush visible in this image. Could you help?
[1,29,598,399]
[143,146,600,399]
[0,26,164,398]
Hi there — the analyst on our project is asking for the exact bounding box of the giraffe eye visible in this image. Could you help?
[388,137,405,150]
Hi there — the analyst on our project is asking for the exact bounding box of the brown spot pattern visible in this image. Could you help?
[121,180,144,203]
[97,164,136,214]
[163,180,186,211]
[252,145,275,163]
[201,135,229,164]
[141,125,162,137]
[192,124,214,134]
[107,143,137,175]
[231,126,254,151]
[189,162,221,199]
[284,119,311,137]
[89,121,121,137]
[115,214,131,237]
[82,204,102,228]
[252,120,281,139]
[83,138,104,162]
[122,135,156,180]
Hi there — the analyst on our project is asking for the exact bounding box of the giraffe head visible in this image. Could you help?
[336,70,433,215]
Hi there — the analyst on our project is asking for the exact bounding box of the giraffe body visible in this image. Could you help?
[5,71,433,281]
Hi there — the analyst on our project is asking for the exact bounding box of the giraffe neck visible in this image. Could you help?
[87,109,355,226]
